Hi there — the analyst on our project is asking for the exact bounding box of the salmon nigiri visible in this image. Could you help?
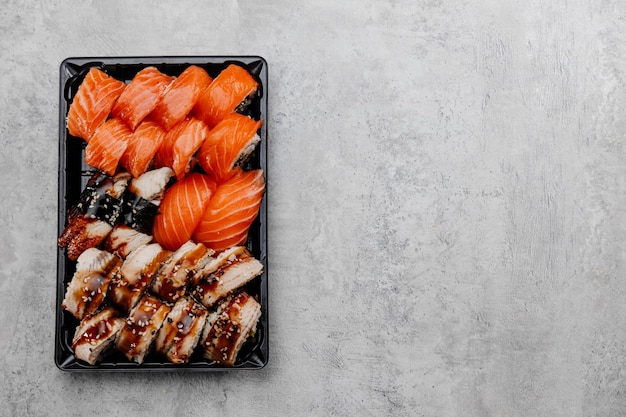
[150,65,212,131]
[192,64,258,129]
[153,173,217,251]
[84,118,131,176]
[192,169,265,251]
[154,118,210,180]
[67,68,126,141]
[111,67,174,130]
[197,113,262,183]
[119,120,167,178]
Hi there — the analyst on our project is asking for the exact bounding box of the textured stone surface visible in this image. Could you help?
[1,1,625,416]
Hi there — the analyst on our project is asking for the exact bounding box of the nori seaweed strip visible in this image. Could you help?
[73,171,124,226]
[120,191,159,235]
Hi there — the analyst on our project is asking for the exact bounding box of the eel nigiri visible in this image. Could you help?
[111,67,174,130]
[192,169,265,252]
[67,68,126,141]
[192,64,258,129]
[84,118,131,176]
[150,65,212,131]
[197,113,262,183]
[153,172,216,251]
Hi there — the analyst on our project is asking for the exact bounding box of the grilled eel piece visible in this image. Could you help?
[103,167,174,259]
[107,242,171,313]
[72,307,125,365]
[59,172,131,261]
[200,291,261,366]
[190,246,263,308]
[61,248,122,320]
[115,294,171,364]
[155,296,208,364]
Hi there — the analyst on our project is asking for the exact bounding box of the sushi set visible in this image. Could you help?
[55,57,268,371]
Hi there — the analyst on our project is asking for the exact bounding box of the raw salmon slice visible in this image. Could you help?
[67,68,126,141]
[197,113,262,183]
[111,67,174,131]
[154,118,210,180]
[153,173,217,251]
[119,120,166,178]
[84,118,131,176]
[193,169,265,251]
[150,65,212,131]
[192,64,258,129]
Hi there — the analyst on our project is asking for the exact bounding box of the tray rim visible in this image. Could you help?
[55,55,269,372]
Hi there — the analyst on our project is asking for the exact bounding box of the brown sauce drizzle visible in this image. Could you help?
[161,300,206,362]
[73,317,116,349]
[155,245,208,302]
[204,292,248,364]
[78,257,121,316]
[193,253,248,304]
[117,296,163,356]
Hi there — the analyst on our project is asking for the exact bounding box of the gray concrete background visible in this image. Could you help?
[1,1,625,416]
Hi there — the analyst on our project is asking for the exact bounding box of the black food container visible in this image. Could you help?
[56,56,268,371]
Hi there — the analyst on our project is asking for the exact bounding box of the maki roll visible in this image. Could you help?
[200,291,261,366]
[61,248,122,320]
[107,243,171,313]
[150,241,212,303]
[155,296,208,364]
[191,246,263,308]
[58,171,131,261]
[115,294,171,364]
[72,307,125,365]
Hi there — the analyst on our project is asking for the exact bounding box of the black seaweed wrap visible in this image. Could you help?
[74,172,124,226]
[120,191,159,235]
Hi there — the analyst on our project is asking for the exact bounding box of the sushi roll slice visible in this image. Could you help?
[192,169,265,252]
[115,294,171,364]
[126,166,175,205]
[103,167,174,259]
[111,67,174,131]
[72,307,125,365]
[103,225,153,260]
[152,172,216,251]
[155,296,208,364]
[61,248,122,320]
[154,117,210,181]
[119,120,167,178]
[67,67,126,141]
[150,65,212,131]
[84,118,132,176]
[200,291,261,366]
[197,113,262,183]
[58,171,131,261]
[108,243,171,313]
[150,241,212,303]
[191,247,263,308]
[192,64,258,129]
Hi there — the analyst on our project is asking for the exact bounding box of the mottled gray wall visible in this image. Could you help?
[1,1,625,416]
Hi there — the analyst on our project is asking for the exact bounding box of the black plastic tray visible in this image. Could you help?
[56,56,268,371]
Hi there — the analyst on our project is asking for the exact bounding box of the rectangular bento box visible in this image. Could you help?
[55,56,268,371]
